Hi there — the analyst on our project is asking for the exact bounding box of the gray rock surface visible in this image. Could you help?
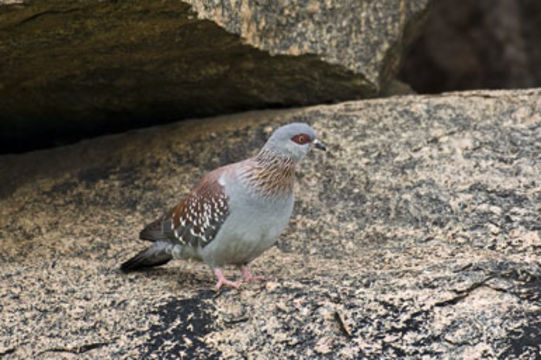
[1,89,540,358]
[0,0,428,153]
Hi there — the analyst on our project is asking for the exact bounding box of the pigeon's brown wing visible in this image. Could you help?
[139,168,230,249]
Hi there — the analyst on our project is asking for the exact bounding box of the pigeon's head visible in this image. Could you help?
[263,122,326,162]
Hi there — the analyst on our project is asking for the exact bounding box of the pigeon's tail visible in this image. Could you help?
[120,241,173,272]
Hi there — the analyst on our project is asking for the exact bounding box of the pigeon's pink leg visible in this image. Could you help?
[214,268,240,290]
[241,265,266,282]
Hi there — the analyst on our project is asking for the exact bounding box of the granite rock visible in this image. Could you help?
[1,89,540,358]
[0,0,428,153]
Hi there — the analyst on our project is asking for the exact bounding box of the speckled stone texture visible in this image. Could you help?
[185,0,429,86]
[1,89,540,359]
[0,0,428,153]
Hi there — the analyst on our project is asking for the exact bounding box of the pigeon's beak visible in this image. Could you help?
[313,138,326,151]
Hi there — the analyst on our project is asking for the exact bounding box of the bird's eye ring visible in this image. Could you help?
[291,134,310,145]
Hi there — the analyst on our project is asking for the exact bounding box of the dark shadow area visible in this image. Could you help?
[135,292,220,359]
[399,0,541,94]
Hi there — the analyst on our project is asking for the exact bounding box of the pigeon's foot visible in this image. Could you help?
[241,265,266,282]
[214,268,241,290]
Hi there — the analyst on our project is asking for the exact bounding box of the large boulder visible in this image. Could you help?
[1,89,540,358]
[0,0,429,153]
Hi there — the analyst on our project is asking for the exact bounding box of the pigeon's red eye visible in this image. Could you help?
[291,134,310,145]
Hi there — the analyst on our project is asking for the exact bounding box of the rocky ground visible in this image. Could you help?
[1,89,540,359]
